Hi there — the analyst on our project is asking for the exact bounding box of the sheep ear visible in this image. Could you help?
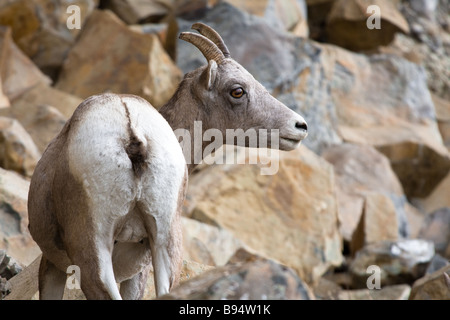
[202,60,218,90]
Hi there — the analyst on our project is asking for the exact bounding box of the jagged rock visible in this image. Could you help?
[185,146,343,284]
[0,117,40,176]
[350,193,400,255]
[0,26,50,101]
[0,249,23,300]
[349,239,435,288]
[376,141,450,200]
[326,0,409,51]
[104,0,171,24]
[160,257,315,300]
[56,9,182,108]
[409,264,450,300]
[0,168,40,266]
[0,249,22,280]
[182,217,242,266]
[0,0,97,78]
[322,143,407,242]
[418,207,450,258]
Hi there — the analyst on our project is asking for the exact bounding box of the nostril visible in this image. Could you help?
[295,121,307,131]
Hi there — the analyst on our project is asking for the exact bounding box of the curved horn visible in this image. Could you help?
[191,22,231,58]
[179,32,225,63]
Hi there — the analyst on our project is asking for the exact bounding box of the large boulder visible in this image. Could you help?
[160,257,315,300]
[55,10,182,108]
[184,146,343,284]
[0,26,50,101]
[0,0,97,78]
[321,143,407,243]
[325,0,409,51]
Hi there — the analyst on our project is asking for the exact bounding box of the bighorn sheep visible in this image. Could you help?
[28,23,308,300]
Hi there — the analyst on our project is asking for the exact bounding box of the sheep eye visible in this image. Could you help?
[230,87,245,99]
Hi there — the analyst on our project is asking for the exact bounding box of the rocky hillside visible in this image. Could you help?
[1,0,449,300]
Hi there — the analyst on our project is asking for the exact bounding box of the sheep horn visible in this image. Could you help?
[191,22,231,58]
[179,31,225,63]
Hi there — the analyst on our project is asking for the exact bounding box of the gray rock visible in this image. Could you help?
[425,254,450,275]
[160,258,315,300]
[350,239,435,288]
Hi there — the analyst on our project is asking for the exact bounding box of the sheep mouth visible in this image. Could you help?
[279,136,303,150]
[280,137,301,144]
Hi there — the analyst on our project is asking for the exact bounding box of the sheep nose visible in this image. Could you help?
[295,121,308,132]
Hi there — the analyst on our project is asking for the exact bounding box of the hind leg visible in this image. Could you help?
[38,256,67,300]
[141,210,183,297]
[66,236,121,300]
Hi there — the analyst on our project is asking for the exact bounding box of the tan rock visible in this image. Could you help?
[326,0,409,51]
[56,10,182,108]
[9,82,82,119]
[105,0,171,24]
[322,143,405,242]
[0,168,40,266]
[0,117,40,177]
[350,193,399,254]
[185,146,343,284]
[0,0,97,78]
[0,26,50,101]
[375,139,450,199]
[418,171,450,215]
[182,217,242,266]
[409,265,450,300]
